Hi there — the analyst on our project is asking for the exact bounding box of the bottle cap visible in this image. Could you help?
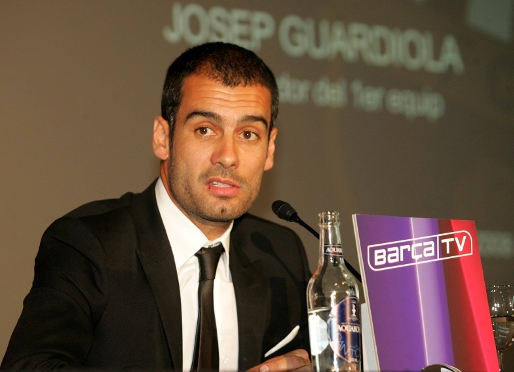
[318,211,340,226]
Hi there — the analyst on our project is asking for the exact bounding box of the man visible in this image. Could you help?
[2,42,311,371]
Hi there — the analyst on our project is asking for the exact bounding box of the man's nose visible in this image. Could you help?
[211,135,238,169]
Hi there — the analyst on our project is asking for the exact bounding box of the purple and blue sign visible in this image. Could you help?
[353,214,497,371]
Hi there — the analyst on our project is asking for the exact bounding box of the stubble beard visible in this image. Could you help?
[166,157,261,223]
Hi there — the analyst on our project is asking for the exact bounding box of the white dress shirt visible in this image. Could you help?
[155,178,239,371]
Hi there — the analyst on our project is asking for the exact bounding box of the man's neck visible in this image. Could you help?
[188,217,232,241]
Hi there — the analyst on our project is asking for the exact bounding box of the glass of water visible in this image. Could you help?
[486,285,514,372]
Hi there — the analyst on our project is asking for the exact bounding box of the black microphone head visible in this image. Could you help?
[271,200,287,217]
[272,200,299,222]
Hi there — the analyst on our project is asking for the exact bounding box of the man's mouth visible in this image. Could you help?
[206,178,241,197]
[210,181,233,188]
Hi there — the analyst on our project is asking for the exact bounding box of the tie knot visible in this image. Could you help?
[195,244,224,281]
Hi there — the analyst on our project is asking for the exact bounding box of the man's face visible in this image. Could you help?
[162,74,277,226]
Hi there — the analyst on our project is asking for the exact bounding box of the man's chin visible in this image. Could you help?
[201,210,244,223]
[199,202,249,223]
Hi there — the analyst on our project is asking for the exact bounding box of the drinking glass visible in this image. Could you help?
[486,285,514,372]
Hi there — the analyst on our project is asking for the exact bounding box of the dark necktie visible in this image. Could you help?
[191,243,224,372]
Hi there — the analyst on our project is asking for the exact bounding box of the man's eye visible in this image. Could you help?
[241,130,258,140]
[196,127,213,136]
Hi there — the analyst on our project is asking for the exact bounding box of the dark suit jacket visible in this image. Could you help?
[2,181,311,371]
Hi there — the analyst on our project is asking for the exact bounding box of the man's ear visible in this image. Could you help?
[153,116,170,161]
[264,127,278,171]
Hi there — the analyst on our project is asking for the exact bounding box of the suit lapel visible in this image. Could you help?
[127,184,273,371]
[230,218,271,371]
[129,181,183,371]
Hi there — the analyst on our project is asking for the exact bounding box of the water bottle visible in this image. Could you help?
[307,211,361,372]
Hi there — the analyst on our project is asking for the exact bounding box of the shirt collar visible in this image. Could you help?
[155,177,232,276]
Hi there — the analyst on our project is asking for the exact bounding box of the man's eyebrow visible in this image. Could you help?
[185,110,222,123]
[240,115,269,129]
[185,111,269,129]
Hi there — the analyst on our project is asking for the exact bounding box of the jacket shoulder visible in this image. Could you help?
[235,213,300,236]
[63,192,134,219]
[233,213,307,258]
[62,179,157,219]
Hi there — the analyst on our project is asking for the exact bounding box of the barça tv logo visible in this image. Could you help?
[367,230,473,271]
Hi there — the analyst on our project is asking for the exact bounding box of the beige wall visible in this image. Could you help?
[1,0,513,366]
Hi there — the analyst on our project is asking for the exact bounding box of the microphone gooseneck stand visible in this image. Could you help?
[272,200,362,283]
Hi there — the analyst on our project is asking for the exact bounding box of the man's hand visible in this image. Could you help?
[246,349,312,372]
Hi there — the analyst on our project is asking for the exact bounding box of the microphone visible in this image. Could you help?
[272,200,362,283]
[272,200,319,239]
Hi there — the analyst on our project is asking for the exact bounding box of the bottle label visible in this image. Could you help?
[308,312,329,355]
[327,296,361,364]
[323,244,343,257]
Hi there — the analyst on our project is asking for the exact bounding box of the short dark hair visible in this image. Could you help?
[161,42,279,136]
